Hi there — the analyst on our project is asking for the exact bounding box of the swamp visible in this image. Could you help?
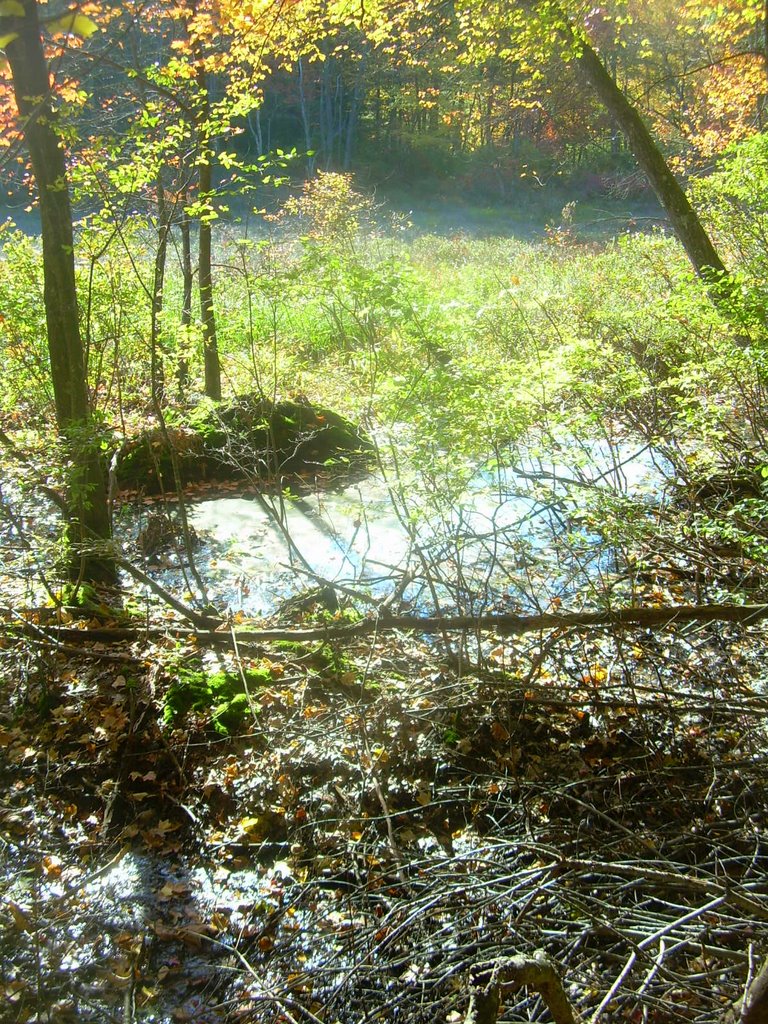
[2,2,768,1022]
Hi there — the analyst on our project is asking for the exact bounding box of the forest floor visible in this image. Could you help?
[2,593,768,1024]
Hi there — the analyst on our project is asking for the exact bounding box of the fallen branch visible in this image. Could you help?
[465,951,578,1024]
[742,958,768,1024]
[5,600,768,648]
[115,558,220,630]
[725,955,768,1024]
[560,859,768,923]
[200,600,768,641]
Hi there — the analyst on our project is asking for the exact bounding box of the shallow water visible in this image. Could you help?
[131,440,668,618]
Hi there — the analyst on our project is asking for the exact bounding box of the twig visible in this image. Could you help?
[589,950,636,1023]
[637,895,726,950]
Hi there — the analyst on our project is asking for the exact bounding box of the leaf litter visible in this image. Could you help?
[1,608,768,1023]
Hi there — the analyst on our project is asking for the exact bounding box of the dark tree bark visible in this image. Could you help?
[560,15,728,284]
[738,957,768,1024]
[465,953,577,1024]
[6,0,114,584]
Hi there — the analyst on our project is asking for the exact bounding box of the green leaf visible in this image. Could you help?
[0,30,18,48]
[0,1,24,17]
[46,12,98,38]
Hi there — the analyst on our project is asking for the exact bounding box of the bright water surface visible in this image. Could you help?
[134,441,669,617]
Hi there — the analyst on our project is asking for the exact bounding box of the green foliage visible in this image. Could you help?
[4,157,768,616]
[163,665,267,735]
[692,132,768,328]
[279,171,376,241]
[0,224,51,417]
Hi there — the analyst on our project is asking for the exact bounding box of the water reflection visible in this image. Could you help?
[131,441,667,618]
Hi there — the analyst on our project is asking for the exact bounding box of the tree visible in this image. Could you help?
[446,0,731,282]
[560,9,728,282]
[2,0,114,583]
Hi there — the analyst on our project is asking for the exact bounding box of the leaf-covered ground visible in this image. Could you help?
[2,609,767,1023]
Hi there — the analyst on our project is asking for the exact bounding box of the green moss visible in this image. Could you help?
[163,665,268,735]
[273,640,311,655]
[318,606,362,626]
[212,692,254,735]
[315,643,353,677]
[116,394,374,495]
[50,582,118,620]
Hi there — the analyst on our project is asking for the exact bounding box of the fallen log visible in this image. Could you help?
[4,601,768,647]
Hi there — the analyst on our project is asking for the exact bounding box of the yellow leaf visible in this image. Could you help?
[0,1,23,17]
[46,13,98,38]
[415,781,431,806]
[209,912,229,933]
[238,816,261,834]
[6,901,33,931]
[154,819,180,834]
[0,31,18,48]
[586,664,608,684]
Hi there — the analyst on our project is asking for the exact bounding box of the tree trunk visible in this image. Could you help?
[196,64,222,402]
[152,170,171,407]
[343,78,362,170]
[178,191,193,397]
[564,20,727,283]
[6,0,114,584]
[575,52,720,277]
[297,57,317,176]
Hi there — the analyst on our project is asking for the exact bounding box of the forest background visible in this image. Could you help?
[3,2,768,1023]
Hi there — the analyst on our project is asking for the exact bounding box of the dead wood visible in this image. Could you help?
[5,600,768,649]
[465,952,578,1024]
[726,957,768,1024]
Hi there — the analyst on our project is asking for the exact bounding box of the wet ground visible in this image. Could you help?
[123,439,667,621]
[2,610,767,1024]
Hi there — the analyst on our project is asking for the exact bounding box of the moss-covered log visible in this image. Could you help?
[117,395,374,495]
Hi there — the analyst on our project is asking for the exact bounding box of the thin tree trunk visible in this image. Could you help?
[343,80,362,170]
[152,170,171,407]
[6,0,114,584]
[249,106,264,156]
[297,57,316,175]
[198,159,221,400]
[320,58,334,168]
[563,18,727,283]
[178,191,193,397]
[196,64,222,401]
